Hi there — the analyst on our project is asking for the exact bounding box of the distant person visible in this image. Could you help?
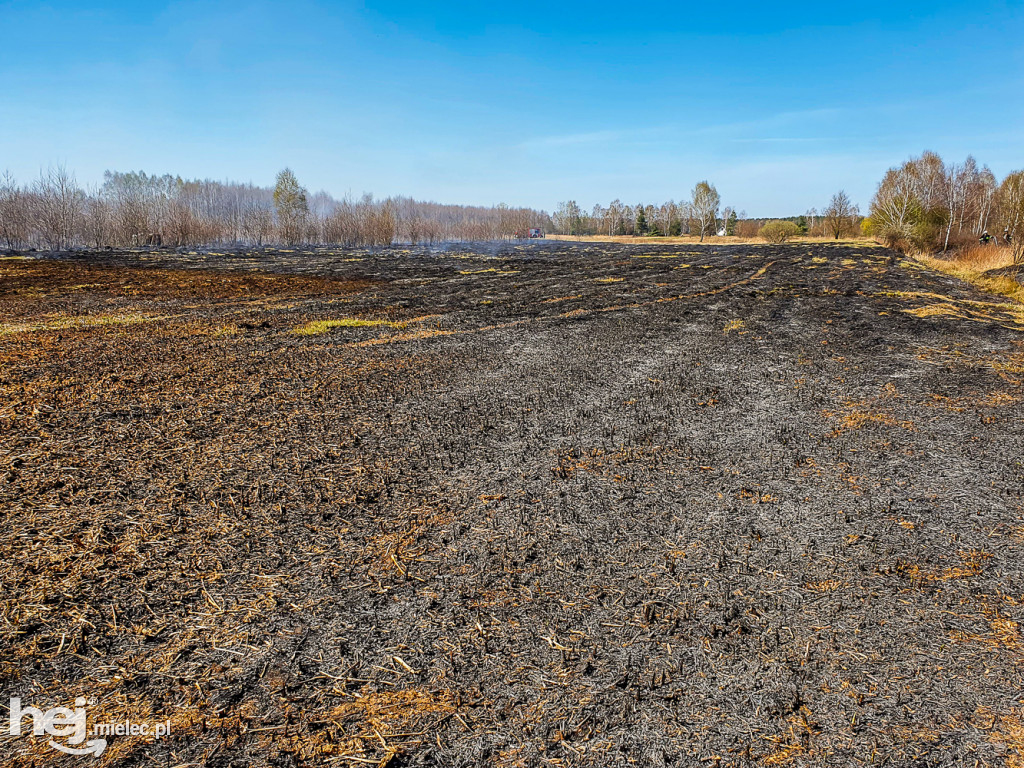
[1004,229,1013,245]
[980,231,993,245]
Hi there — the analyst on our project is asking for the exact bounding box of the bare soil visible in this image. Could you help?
[2,241,1023,767]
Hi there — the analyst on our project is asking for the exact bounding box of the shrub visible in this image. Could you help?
[877,223,914,253]
[735,220,760,238]
[758,220,801,243]
[877,214,947,254]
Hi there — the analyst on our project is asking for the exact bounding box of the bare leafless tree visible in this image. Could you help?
[0,166,558,249]
[0,171,30,250]
[34,165,82,250]
[81,192,113,248]
[998,171,1024,262]
[242,205,275,246]
[823,190,859,240]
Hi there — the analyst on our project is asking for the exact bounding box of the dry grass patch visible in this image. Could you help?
[979,707,1024,768]
[904,303,966,320]
[950,595,1024,655]
[631,252,688,259]
[899,549,992,584]
[292,317,407,336]
[825,406,914,434]
[365,505,454,578]
[915,246,1024,305]
[0,311,169,336]
[916,345,1024,380]
[883,287,1024,327]
[924,391,1019,411]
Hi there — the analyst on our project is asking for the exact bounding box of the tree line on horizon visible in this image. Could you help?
[552,182,731,241]
[551,151,1023,259]
[0,155,1021,258]
[0,167,550,251]
[551,187,863,242]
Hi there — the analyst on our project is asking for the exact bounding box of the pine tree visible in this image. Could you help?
[635,205,648,236]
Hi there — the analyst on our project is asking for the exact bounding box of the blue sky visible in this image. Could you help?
[1,0,1022,216]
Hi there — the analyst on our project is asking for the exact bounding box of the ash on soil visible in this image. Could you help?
[2,241,1023,767]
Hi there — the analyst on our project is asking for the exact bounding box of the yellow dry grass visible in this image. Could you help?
[825,406,914,434]
[882,285,1024,328]
[914,246,1024,306]
[916,344,1024,382]
[0,312,169,336]
[329,688,456,727]
[924,391,1020,411]
[365,505,453,578]
[292,317,406,336]
[950,595,1024,657]
[546,234,877,246]
[631,252,690,259]
[977,707,1024,768]
[760,709,817,765]
[899,549,992,584]
[723,319,746,334]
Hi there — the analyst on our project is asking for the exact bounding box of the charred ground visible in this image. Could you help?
[2,241,1023,767]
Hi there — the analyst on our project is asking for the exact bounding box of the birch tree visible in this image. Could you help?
[690,181,720,241]
[554,200,582,235]
[870,165,920,247]
[999,171,1024,262]
[941,162,966,251]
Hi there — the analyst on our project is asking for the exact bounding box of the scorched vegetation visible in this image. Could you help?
[1,241,1023,767]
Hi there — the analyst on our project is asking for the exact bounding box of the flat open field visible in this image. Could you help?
[2,242,1023,767]
[544,235,875,247]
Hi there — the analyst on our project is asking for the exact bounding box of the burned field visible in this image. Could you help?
[2,241,1024,767]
